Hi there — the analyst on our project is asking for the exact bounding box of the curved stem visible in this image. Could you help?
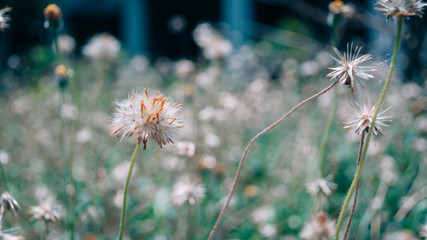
[207,79,339,240]
[118,144,142,240]
[334,16,403,240]
[343,131,365,240]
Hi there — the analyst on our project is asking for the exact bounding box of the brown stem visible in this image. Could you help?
[343,131,365,240]
[207,79,339,240]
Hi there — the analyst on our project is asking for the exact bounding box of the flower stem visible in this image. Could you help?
[319,12,341,178]
[343,131,365,240]
[0,163,7,191]
[207,79,339,240]
[53,30,63,64]
[319,87,338,177]
[334,16,403,240]
[118,144,142,240]
[43,220,49,240]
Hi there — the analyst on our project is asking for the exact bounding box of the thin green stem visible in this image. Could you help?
[319,12,340,178]
[58,90,72,240]
[334,16,403,240]
[42,220,49,240]
[0,163,7,191]
[53,30,63,64]
[53,30,75,240]
[319,87,338,177]
[331,14,341,47]
[118,144,142,240]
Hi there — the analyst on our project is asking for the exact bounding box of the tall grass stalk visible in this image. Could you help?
[319,11,341,178]
[334,16,404,240]
[208,79,339,240]
[52,29,76,240]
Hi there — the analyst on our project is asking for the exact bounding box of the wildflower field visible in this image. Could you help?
[0,1,426,239]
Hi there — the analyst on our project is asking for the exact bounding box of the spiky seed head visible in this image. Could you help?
[376,0,427,21]
[327,44,376,92]
[110,88,183,149]
[343,98,392,136]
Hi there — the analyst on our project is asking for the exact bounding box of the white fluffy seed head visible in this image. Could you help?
[110,88,183,149]
[343,98,392,136]
[327,44,376,92]
[376,0,427,20]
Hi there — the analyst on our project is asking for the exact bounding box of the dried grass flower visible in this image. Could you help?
[327,44,376,92]
[29,196,63,223]
[376,0,427,20]
[172,141,195,158]
[306,177,338,196]
[0,192,20,215]
[300,212,336,240]
[82,33,121,62]
[0,7,11,31]
[193,23,232,60]
[110,88,183,149]
[170,176,206,206]
[175,59,195,78]
[343,98,392,136]
[57,34,76,55]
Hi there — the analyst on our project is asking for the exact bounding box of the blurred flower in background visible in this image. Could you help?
[300,212,335,240]
[343,99,392,136]
[170,176,206,206]
[83,33,121,62]
[0,7,11,31]
[193,23,232,60]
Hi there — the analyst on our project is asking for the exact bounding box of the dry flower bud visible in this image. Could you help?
[54,64,67,78]
[44,4,62,30]
[54,64,68,89]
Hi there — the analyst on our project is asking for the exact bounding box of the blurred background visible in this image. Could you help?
[1,0,427,85]
[0,0,426,239]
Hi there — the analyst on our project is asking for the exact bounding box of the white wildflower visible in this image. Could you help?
[172,141,195,158]
[110,88,183,149]
[306,177,337,196]
[170,176,206,206]
[57,34,76,55]
[175,60,195,78]
[29,195,63,222]
[376,0,427,20]
[343,98,392,136]
[327,44,375,92]
[300,212,336,240]
[82,33,121,62]
[193,23,232,60]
